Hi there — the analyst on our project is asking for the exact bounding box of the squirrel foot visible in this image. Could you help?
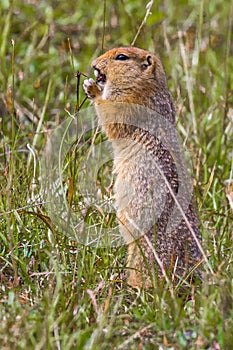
[83,78,102,99]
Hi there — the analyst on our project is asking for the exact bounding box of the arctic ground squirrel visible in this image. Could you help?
[83,46,201,288]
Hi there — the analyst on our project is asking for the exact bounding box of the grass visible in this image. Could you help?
[0,0,233,349]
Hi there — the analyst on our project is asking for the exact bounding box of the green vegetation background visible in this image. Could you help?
[0,0,233,349]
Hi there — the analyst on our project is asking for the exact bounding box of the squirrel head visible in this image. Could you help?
[92,47,175,119]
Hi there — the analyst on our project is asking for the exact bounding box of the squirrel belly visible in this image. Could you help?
[83,47,201,288]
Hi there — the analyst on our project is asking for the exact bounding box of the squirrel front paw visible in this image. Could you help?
[83,78,102,99]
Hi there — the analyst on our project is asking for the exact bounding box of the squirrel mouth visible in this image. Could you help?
[94,69,106,86]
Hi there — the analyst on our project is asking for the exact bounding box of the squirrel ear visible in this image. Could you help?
[142,55,154,70]
[146,55,153,66]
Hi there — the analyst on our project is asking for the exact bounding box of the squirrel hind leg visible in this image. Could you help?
[126,238,156,289]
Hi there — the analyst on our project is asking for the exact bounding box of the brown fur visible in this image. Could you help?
[83,47,201,288]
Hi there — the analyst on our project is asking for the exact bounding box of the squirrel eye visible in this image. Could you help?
[115,54,129,61]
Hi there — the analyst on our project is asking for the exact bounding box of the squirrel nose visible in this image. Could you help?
[92,59,98,69]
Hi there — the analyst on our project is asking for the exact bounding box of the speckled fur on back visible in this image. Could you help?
[83,47,201,288]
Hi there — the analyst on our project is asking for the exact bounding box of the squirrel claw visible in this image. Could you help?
[83,78,102,99]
